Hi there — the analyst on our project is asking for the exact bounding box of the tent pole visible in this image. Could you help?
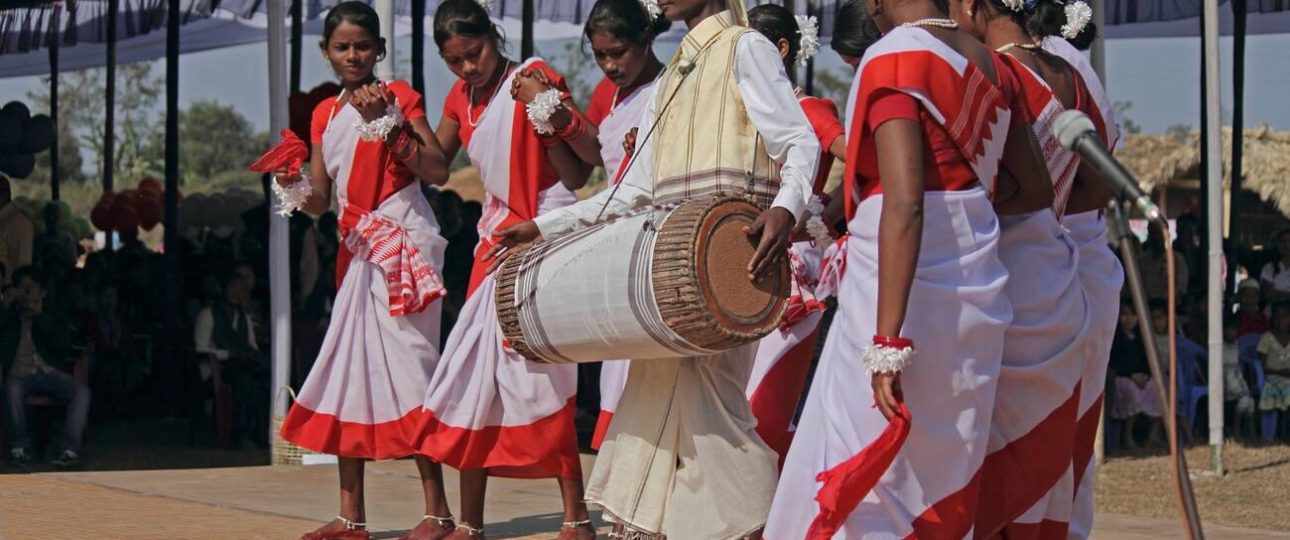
[48,2,60,201]
[105,0,118,194]
[412,0,425,94]
[290,0,302,94]
[267,0,293,460]
[164,0,183,415]
[1231,0,1245,262]
[521,0,533,60]
[1202,0,1225,480]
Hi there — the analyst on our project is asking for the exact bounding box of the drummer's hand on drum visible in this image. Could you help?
[872,372,904,421]
[484,220,544,275]
[745,207,795,281]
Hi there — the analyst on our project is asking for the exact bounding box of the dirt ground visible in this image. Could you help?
[1095,442,1290,531]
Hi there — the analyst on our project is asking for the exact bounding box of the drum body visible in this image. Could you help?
[496,196,789,364]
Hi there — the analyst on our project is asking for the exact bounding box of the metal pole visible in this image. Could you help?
[48,3,60,201]
[290,0,302,94]
[1202,0,1226,475]
[376,0,395,80]
[412,0,425,94]
[164,0,183,414]
[1230,0,1246,273]
[105,0,118,194]
[1090,0,1105,81]
[521,0,534,60]
[267,0,293,460]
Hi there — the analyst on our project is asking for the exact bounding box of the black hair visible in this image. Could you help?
[434,0,503,49]
[322,1,383,45]
[1273,301,1290,319]
[831,0,882,58]
[1068,21,1097,51]
[984,0,1079,40]
[748,4,802,63]
[1147,298,1168,314]
[584,0,672,47]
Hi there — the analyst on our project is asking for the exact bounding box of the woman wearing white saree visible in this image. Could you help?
[765,0,1053,533]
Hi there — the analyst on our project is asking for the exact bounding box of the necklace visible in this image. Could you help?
[900,18,959,29]
[467,60,513,128]
[996,42,1042,54]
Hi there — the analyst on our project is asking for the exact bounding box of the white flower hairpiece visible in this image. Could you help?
[476,0,495,13]
[1001,0,1026,12]
[640,0,662,19]
[1061,0,1093,39]
[794,15,820,66]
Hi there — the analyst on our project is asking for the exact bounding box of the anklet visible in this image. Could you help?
[457,524,485,537]
[423,514,455,527]
[562,519,593,529]
[337,516,368,531]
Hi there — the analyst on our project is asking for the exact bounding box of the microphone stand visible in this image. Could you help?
[1106,201,1205,540]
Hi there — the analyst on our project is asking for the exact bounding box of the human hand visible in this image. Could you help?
[744,206,795,280]
[273,165,300,187]
[510,69,553,104]
[351,81,395,122]
[483,221,544,275]
[872,372,904,420]
[622,128,639,156]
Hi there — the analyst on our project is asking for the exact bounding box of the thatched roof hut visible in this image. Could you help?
[1117,126,1290,216]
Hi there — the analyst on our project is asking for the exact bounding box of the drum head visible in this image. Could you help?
[693,200,789,334]
[654,196,789,351]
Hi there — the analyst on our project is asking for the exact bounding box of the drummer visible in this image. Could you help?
[489,0,819,537]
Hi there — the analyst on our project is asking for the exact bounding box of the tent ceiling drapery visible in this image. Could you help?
[3,0,1288,79]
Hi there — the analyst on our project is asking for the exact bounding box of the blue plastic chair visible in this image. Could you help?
[1173,336,1209,437]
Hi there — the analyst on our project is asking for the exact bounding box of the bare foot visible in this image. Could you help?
[398,517,455,540]
[557,522,597,540]
[300,518,370,540]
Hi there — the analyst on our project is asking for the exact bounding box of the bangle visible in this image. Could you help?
[355,104,404,142]
[805,194,833,246]
[526,88,563,135]
[271,171,314,217]
[863,335,914,375]
[388,129,417,161]
[556,112,586,142]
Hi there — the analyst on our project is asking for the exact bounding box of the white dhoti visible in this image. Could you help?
[767,188,1012,539]
[588,344,780,540]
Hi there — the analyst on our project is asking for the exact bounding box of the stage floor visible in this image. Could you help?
[1,454,1286,539]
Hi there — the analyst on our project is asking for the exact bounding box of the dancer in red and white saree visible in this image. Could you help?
[276,3,456,539]
[1042,30,1123,540]
[767,13,1054,537]
[414,2,596,538]
[746,4,849,466]
[577,0,669,450]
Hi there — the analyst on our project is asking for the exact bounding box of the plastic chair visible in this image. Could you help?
[1173,336,1208,437]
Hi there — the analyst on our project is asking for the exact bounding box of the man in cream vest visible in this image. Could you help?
[492,1,818,537]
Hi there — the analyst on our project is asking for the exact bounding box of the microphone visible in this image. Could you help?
[1054,110,1162,221]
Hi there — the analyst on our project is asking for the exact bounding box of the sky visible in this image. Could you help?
[1,32,1288,137]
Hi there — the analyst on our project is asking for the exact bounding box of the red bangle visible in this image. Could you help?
[556,112,586,141]
[872,335,914,349]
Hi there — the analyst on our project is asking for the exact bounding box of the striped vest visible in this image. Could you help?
[651,11,780,210]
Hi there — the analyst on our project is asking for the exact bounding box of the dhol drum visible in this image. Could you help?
[496,196,789,364]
